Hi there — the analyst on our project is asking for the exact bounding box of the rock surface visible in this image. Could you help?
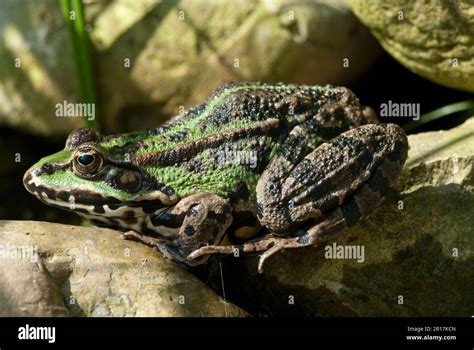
[0,221,247,317]
[351,0,474,92]
[1,0,381,136]
[217,118,474,317]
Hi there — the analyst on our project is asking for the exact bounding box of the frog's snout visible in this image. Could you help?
[22,162,52,196]
[23,165,39,195]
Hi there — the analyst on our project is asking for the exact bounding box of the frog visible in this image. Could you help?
[23,82,408,273]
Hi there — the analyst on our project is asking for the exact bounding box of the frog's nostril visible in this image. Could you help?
[41,163,54,174]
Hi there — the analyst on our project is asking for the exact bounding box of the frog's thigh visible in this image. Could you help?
[254,122,328,233]
[256,124,408,234]
[155,193,233,266]
[255,164,407,272]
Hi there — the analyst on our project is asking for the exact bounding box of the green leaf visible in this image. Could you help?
[60,0,100,130]
[402,100,474,133]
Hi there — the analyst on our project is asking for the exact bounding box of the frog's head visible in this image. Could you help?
[23,128,178,222]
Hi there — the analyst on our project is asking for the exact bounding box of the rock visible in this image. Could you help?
[1,0,381,136]
[351,0,474,92]
[0,221,247,317]
[0,0,82,136]
[95,0,381,133]
[218,118,474,317]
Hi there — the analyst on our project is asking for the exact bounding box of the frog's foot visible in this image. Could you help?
[188,216,347,273]
[123,230,201,266]
[122,230,168,246]
[187,233,278,260]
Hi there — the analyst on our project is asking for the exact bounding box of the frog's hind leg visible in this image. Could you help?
[256,123,408,235]
[189,159,403,273]
[254,181,387,273]
[189,125,407,272]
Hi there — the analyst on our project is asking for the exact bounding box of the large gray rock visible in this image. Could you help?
[1,0,381,136]
[218,118,474,316]
[0,221,247,317]
[351,0,474,92]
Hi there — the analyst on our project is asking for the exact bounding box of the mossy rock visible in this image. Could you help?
[351,0,474,92]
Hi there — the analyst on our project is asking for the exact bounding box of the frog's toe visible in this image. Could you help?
[188,244,236,260]
[257,243,285,273]
[122,230,167,246]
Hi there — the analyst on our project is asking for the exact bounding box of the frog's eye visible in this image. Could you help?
[78,154,94,166]
[72,148,104,177]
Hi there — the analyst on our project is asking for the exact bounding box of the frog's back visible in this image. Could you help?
[97,83,293,201]
[99,82,374,202]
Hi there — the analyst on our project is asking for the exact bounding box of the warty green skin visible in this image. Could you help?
[23,82,408,272]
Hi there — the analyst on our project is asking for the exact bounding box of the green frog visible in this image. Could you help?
[23,82,408,272]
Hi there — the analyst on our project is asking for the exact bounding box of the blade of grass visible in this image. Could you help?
[402,100,474,133]
[60,0,99,130]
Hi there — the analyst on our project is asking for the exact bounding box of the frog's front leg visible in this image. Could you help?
[125,193,233,266]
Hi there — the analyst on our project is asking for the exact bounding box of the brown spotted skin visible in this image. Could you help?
[24,82,408,272]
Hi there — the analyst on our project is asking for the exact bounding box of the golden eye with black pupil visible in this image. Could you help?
[72,148,103,177]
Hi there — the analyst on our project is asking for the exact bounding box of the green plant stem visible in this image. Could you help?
[402,100,474,133]
[60,0,99,130]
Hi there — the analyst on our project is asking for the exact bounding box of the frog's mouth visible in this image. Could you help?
[24,169,180,238]
[23,170,168,218]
